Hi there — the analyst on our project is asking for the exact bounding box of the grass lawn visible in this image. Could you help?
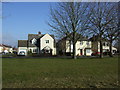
[2,57,119,88]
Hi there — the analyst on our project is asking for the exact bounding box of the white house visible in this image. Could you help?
[57,35,92,56]
[57,34,117,56]
[18,32,56,55]
[90,35,117,54]
[0,45,3,53]
[0,44,13,53]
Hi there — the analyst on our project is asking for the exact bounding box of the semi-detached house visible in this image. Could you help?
[57,35,92,56]
[18,32,56,55]
[18,32,117,56]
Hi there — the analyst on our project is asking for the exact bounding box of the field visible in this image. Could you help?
[2,57,119,88]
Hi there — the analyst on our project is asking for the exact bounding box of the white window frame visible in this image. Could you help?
[45,40,49,44]
[86,49,90,53]
[32,38,37,45]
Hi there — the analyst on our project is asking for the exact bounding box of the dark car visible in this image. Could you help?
[103,52,110,55]
[91,52,100,56]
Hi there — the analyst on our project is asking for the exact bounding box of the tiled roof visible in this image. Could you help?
[89,35,108,41]
[18,40,28,47]
[0,44,12,48]
[57,33,88,43]
[28,34,42,47]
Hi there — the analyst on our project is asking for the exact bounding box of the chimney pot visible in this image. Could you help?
[38,31,41,34]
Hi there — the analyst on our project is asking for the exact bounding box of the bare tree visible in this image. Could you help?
[87,2,117,58]
[104,2,120,57]
[48,2,90,59]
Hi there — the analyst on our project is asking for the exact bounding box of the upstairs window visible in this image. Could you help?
[80,41,83,45]
[103,42,108,46]
[86,41,89,45]
[106,43,109,46]
[32,38,37,45]
[46,40,49,43]
[103,42,105,46]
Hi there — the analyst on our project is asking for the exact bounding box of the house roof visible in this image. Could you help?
[89,35,108,41]
[0,44,12,48]
[57,33,88,43]
[18,40,28,47]
[18,33,56,48]
[28,34,55,40]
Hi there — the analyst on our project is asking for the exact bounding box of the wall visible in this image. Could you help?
[9,48,13,53]
[66,40,92,56]
[76,41,92,56]
[18,47,28,55]
[57,39,66,55]
[40,34,56,55]
[0,47,3,53]
[92,41,117,52]
[91,41,98,52]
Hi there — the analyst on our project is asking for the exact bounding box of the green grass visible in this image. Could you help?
[2,57,119,88]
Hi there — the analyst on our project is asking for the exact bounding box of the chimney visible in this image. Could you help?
[38,31,41,34]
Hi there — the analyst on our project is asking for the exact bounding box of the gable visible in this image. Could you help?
[40,34,56,48]
[40,34,54,39]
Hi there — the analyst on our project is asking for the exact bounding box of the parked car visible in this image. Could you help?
[19,51,25,56]
[2,52,5,55]
[91,52,100,56]
[103,51,110,55]
[3,50,9,54]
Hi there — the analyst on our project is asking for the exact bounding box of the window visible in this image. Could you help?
[86,49,90,53]
[86,41,89,45]
[46,40,49,43]
[80,41,83,45]
[106,43,109,46]
[32,38,37,45]
[103,42,106,46]
[103,42,109,46]
[103,49,107,52]
[33,49,37,53]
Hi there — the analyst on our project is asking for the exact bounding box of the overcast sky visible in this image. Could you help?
[2,2,56,47]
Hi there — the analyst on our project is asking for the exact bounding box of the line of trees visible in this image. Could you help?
[48,2,119,59]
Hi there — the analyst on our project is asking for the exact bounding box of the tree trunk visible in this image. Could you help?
[72,32,76,59]
[72,42,76,59]
[109,40,113,57]
[100,40,103,58]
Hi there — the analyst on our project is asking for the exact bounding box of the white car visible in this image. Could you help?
[4,50,9,54]
[19,51,25,56]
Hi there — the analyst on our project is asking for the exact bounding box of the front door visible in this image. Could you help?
[80,49,83,55]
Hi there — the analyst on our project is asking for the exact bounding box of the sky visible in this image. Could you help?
[2,2,57,47]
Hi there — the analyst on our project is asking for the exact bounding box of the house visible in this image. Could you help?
[0,45,3,53]
[12,47,18,54]
[0,44,13,53]
[18,32,56,55]
[57,34,117,56]
[89,35,117,54]
[57,35,92,56]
